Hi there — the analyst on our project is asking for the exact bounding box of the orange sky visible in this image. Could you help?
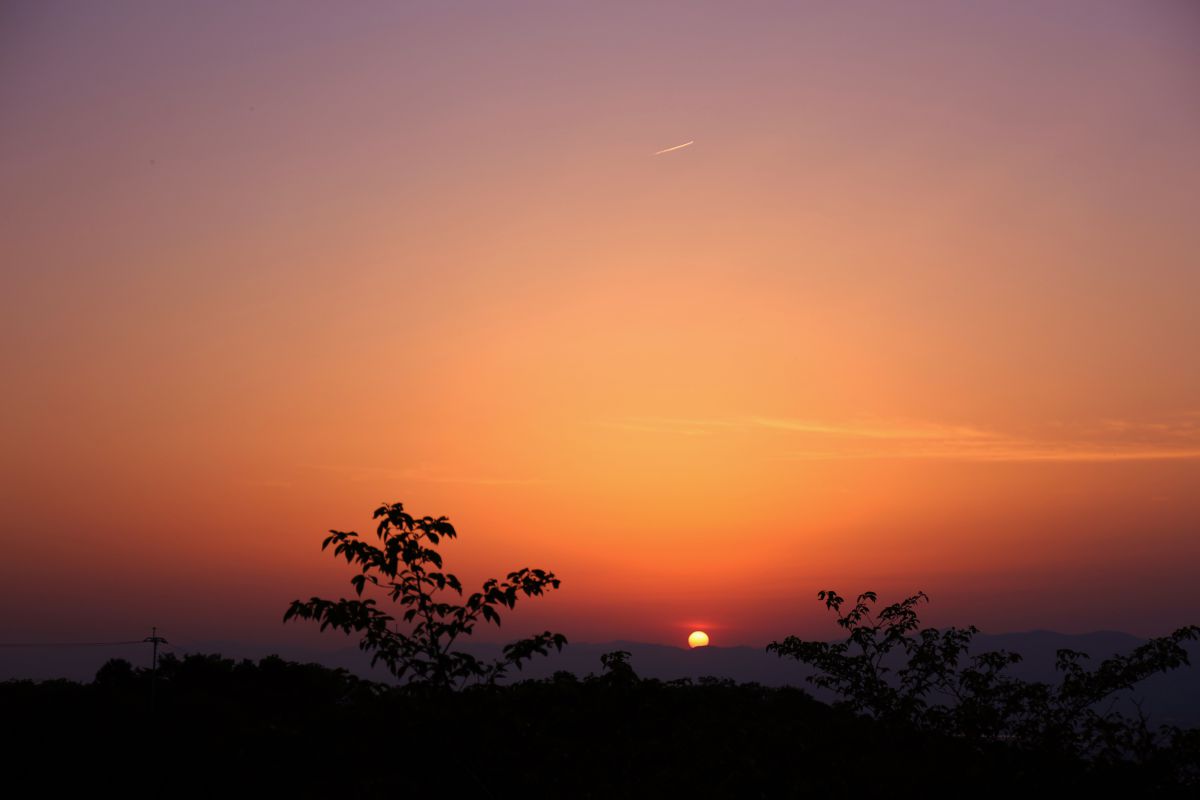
[2,1,1199,651]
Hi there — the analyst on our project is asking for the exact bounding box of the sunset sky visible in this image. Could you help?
[3,1,1199,656]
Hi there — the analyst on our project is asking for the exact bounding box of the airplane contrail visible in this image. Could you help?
[654,140,694,156]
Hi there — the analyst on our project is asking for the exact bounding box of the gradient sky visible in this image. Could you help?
[3,1,1199,655]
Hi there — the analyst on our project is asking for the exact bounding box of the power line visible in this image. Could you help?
[0,642,147,647]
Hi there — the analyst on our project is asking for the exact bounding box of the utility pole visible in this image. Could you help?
[144,626,168,712]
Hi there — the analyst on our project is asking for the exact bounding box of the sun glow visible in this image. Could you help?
[688,631,710,648]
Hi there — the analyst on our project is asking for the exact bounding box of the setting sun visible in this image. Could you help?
[688,631,710,649]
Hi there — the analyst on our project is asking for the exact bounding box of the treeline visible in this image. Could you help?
[4,651,1197,796]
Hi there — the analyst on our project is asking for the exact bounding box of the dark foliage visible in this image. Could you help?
[768,589,1200,780]
[5,651,1197,796]
[284,501,566,689]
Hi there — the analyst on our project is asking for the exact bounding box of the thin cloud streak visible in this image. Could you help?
[604,415,1200,463]
[777,448,1200,463]
[653,140,694,155]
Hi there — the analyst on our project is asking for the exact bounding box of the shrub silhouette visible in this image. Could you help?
[284,501,566,690]
[599,649,638,687]
[768,589,1200,766]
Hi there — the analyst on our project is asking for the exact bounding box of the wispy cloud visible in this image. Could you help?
[240,478,295,489]
[600,417,746,436]
[300,463,546,485]
[749,417,999,441]
[602,414,1200,463]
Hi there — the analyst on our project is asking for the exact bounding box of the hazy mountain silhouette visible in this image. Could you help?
[451,633,1200,728]
[8,629,1196,725]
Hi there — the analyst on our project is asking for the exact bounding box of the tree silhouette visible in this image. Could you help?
[284,501,566,690]
[768,589,1200,764]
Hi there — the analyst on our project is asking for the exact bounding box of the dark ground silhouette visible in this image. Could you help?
[4,650,1198,796]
